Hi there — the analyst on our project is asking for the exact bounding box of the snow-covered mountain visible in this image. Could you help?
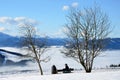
[0,32,66,47]
[104,38,120,50]
[0,32,120,50]
[0,32,20,47]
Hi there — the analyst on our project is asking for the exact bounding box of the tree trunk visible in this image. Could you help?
[39,62,43,75]
[85,68,92,73]
[81,62,92,73]
[36,59,43,75]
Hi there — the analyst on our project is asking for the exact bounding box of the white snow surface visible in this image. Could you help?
[0,70,120,80]
[0,46,120,80]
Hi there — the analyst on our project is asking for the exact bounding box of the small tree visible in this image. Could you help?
[63,7,111,73]
[20,24,49,75]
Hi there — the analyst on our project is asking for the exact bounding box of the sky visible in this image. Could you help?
[0,0,119,38]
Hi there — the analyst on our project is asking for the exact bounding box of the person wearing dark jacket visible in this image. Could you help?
[63,64,71,73]
[51,65,58,74]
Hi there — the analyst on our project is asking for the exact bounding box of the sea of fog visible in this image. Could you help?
[0,46,120,75]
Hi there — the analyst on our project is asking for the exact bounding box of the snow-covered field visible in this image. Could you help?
[1,70,120,80]
[0,46,120,80]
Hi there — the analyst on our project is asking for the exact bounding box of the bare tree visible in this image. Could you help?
[20,24,50,75]
[63,7,111,73]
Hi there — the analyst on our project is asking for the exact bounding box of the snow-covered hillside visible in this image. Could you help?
[0,46,120,71]
[0,46,120,80]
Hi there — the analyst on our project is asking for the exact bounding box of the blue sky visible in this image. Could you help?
[0,0,119,38]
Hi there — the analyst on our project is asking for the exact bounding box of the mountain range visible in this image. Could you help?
[0,32,120,66]
[0,32,120,50]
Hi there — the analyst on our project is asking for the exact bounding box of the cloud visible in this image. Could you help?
[62,5,69,11]
[0,17,16,25]
[0,17,39,26]
[0,27,5,32]
[72,2,79,8]
[62,2,79,11]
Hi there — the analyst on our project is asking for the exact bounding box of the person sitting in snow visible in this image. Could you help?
[51,65,58,74]
[63,64,71,73]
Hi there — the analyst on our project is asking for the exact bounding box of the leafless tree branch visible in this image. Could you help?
[63,6,111,73]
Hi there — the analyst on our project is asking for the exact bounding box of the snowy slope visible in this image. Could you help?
[0,46,120,74]
[0,46,120,80]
